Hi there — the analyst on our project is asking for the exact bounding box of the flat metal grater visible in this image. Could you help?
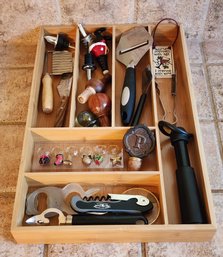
[51,51,73,75]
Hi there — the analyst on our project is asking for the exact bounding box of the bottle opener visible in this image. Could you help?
[26,207,148,225]
[26,183,100,215]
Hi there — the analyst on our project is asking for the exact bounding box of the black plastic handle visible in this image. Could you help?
[120,66,136,126]
[131,93,147,126]
[72,214,148,225]
[158,120,206,224]
[176,166,206,224]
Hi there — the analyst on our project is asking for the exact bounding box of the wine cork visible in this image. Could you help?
[77,87,96,104]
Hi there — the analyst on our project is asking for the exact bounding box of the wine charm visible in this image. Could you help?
[79,146,93,166]
[93,145,106,166]
[54,154,63,166]
[39,152,50,166]
[108,145,122,167]
[93,154,104,165]
[38,147,51,166]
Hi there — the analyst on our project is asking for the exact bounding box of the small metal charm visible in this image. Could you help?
[63,155,73,166]
[79,146,93,166]
[110,156,122,167]
[108,144,122,167]
[54,154,63,166]
[93,154,104,165]
[82,155,93,166]
[39,153,50,166]
[93,145,106,165]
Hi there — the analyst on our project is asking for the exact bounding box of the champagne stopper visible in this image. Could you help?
[123,124,156,170]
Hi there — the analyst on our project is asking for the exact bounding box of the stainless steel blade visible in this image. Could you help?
[116,26,153,67]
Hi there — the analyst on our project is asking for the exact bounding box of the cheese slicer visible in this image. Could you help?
[116,26,153,125]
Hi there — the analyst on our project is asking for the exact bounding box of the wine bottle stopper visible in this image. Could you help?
[76,111,99,127]
[77,87,96,104]
[123,124,156,170]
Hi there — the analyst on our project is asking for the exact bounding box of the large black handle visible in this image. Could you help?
[120,66,136,126]
[158,121,206,224]
[176,166,206,224]
[72,214,148,225]
[131,93,147,126]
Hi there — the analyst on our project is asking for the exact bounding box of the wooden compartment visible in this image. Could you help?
[33,26,77,128]
[11,24,216,243]
[75,25,113,127]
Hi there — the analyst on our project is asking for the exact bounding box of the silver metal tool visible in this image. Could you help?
[26,183,100,216]
[77,24,94,46]
[131,65,153,126]
[54,74,73,127]
[26,207,149,225]
[71,194,153,214]
[51,51,73,75]
[116,26,153,126]
[26,208,70,225]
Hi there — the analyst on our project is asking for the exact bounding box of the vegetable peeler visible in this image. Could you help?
[116,26,153,125]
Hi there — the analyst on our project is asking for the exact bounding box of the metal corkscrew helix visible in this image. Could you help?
[83,195,111,201]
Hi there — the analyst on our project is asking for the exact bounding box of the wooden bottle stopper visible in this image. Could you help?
[123,125,156,171]
[88,93,111,127]
[78,74,111,104]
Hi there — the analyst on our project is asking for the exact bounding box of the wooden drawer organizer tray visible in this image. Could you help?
[11,24,216,243]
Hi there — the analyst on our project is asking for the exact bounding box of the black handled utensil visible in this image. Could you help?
[131,66,152,126]
[26,208,148,225]
[116,27,153,126]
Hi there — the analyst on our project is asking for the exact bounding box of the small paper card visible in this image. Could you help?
[152,46,173,78]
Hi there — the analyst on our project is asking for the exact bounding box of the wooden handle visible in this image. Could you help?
[54,96,69,127]
[42,73,53,113]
